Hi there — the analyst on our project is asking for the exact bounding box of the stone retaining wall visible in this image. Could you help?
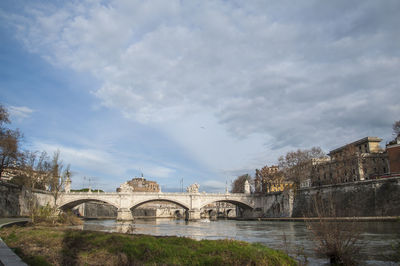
[291,177,400,217]
[0,181,21,217]
[0,181,53,217]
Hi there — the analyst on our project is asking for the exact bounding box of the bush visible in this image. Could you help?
[307,194,362,265]
[30,204,82,226]
[31,204,57,225]
[57,210,82,225]
[308,220,361,265]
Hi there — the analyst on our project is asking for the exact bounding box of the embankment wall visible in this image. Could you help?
[291,177,400,217]
[0,181,53,217]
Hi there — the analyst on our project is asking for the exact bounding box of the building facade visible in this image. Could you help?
[386,137,400,174]
[311,137,388,186]
[255,165,293,193]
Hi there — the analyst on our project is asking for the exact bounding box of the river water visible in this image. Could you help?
[81,219,399,265]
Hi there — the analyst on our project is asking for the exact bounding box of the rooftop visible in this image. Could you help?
[329,137,382,155]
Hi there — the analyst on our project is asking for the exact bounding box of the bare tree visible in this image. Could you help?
[10,151,52,223]
[307,193,362,265]
[0,105,10,124]
[278,147,326,187]
[0,105,22,178]
[255,165,285,193]
[15,151,51,190]
[48,150,71,206]
[393,120,400,139]
[330,145,359,184]
[231,174,252,193]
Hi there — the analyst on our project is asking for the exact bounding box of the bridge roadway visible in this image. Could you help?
[57,191,261,220]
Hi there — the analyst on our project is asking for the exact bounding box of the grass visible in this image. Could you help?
[0,226,297,265]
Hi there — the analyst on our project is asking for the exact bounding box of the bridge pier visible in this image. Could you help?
[185,209,201,221]
[117,208,133,221]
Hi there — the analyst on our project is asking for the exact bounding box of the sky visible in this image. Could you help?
[0,0,399,192]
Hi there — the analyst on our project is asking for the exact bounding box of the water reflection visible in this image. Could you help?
[81,219,399,265]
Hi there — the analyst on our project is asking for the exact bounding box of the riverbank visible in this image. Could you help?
[232,216,400,222]
[0,226,297,265]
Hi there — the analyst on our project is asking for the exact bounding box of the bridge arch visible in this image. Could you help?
[58,198,119,211]
[129,199,190,210]
[200,199,254,210]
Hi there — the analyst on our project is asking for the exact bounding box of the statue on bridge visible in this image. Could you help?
[64,176,71,193]
[186,183,200,193]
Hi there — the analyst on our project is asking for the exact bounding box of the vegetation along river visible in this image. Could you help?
[80,219,400,265]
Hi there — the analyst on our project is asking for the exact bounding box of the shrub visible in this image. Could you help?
[307,194,362,265]
[57,210,82,225]
[30,204,82,226]
[31,204,57,225]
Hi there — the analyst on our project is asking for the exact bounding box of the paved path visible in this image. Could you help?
[0,218,29,229]
[0,218,29,266]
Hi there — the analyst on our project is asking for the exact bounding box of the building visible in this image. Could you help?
[255,165,294,193]
[0,166,49,189]
[311,137,388,186]
[329,137,384,160]
[0,167,19,181]
[117,177,160,192]
[266,179,294,193]
[386,136,400,174]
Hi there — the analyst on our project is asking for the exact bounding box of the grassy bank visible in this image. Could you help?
[0,226,297,265]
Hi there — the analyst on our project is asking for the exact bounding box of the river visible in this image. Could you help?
[80,219,399,265]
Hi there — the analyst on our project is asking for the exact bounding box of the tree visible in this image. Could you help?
[307,193,362,265]
[393,120,400,139]
[331,144,359,184]
[0,104,22,179]
[0,105,10,125]
[10,150,52,223]
[231,174,252,193]
[12,150,51,190]
[48,150,71,205]
[255,165,284,193]
[278,147,326,187]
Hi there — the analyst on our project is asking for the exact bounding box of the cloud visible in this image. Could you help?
[32,141,126,177]
[8,105,34,120]
[201,180,227,193]
[31,141,177,191]
[143,166,175,179]
[4,0,400,186]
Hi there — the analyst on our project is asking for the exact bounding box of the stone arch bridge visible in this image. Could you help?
[57,191,268,220]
